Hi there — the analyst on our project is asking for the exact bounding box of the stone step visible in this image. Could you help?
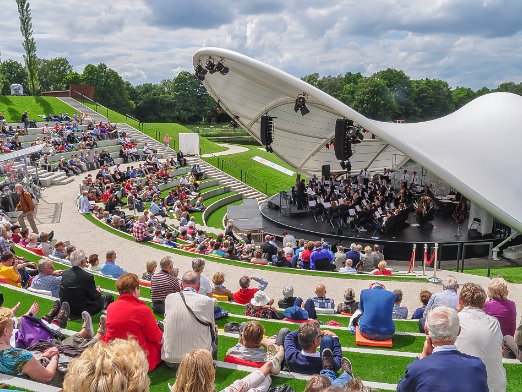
[52,176,75,186]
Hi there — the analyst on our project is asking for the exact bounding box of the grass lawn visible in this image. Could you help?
[203,144,297,195]
[190,191,237,225]
[465,265,522,284]
[0,96,78,123]
[206,199,243,228]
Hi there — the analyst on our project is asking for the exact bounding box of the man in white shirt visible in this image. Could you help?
[455,283,506,392]
[162,271,216,367]
[192,258,212,297]
[282,232,297,250]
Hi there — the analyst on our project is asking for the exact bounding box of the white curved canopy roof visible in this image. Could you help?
[193,48,522,232]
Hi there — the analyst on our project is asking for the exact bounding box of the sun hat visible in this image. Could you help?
[250,290,270,307]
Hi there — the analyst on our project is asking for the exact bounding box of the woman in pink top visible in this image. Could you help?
[483,277,517,337]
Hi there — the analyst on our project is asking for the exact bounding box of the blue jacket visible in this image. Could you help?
[309,249,333,270]
[345,250,360,267]
[100,262,127,278]
[359,287,395,337]
[397,349,488,392]
[284,330,341,374]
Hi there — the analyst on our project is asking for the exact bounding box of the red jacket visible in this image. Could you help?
[101,294,163,371]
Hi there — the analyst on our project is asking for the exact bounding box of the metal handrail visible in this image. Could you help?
[244,171,268,195]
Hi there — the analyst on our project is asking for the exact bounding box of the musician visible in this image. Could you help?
[416,194,434,225]
[400,169,409,188]
[410,171,420,188]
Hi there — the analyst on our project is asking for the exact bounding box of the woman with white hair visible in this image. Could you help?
[483,277,516,337]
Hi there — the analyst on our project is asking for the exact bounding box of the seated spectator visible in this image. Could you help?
[192,258,213,297]
[392,289,408,319]
[284,321,341,374]
[226,321,285,365]
[337,288,359,315]
[420,275,459,331]
[141,260,157,281]
[333,245,346,270]
[366,244,384,270]
[53,241,67,259]
[339,258,357,274]
[397,306,488,392]
[172,348,282,392]
[278,284,297,309]
[370,260,392,275]
[87,253,101,272]
[162,271,217,366]
[132,215,153,242]
[38,232,53,256]
[455,283,506,392]
[100,250,126,278]
[233,275,268,305]
[411,290,432,320]
[163,232,177,248]
[345,243,361,269]
[211,272,234,301]
[0,251,22,287]
[0,307,61,384]
[60,250,114,318]
[250,248,269,265]
[299,241,314,269]
[101,273,163,371]
[246,291,281,320]
[349,282,395,340]
[503,317,521,362]
[483,277,517,337]
[151,256,180,314]
[25,233,39,249]
[78,190,92,214]
[63,338,149,392]
[310,241,335,271]
[311,283,335,311]
[29,259,63,297]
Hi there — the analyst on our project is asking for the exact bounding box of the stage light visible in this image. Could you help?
[260,115,275,146]
[194,64,207,81]
[205,58,217,74]
[294,96,310,116]
[215,61,230,75]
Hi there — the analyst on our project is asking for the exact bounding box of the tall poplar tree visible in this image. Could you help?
[15,0,40,95]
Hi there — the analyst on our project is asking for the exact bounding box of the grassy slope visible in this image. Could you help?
[203,145,297,195]
[465,266,522,284]
[206,199,243,228]
[0,96,78,123]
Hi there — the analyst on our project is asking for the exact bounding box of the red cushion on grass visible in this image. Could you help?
[224,355,264,368]
[22,246,45,256]
[355,326,393,348]
[340,312,353,316]
[284,317,313,323]
[139,279,151,287]
[251,261,268,265]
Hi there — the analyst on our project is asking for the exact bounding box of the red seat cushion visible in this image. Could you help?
[284,318,313,323]
[224,355,264,368]
[355,326,393,347]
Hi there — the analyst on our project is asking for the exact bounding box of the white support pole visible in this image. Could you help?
[423,244,427,276]
[428,243,442,283]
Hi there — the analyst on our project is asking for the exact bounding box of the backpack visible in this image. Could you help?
[15,315,64,349]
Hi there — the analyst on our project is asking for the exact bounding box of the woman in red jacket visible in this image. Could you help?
[101,273,163,371]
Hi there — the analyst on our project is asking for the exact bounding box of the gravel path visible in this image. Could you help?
[35,169,522,314]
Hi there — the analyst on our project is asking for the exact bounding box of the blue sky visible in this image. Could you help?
[1,0,521,89]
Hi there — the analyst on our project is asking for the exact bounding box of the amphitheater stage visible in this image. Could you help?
[251,195,517,263]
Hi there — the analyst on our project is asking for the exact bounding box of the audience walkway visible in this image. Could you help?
[36,168,522,312]
[201,143,249,157]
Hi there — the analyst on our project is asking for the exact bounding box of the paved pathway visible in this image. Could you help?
[35,167,522,314]
[201,143,249,157]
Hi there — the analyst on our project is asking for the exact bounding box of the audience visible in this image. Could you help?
[246,291,281,320]
[150,256,180,314]
[337,288,359,315]
[370,260,392,275]
[29,259,63,297]
[100,250,126,278]
[483,277,517,337]
[278,284,297,309]
[211,272,234,301]
[339,258,357,274]
[311,283,335,311]
[141,260,157,281]
[233,275,269,304]
[411,290,432,319]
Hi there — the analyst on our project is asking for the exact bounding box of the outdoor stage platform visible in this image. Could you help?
[238,194,518,263]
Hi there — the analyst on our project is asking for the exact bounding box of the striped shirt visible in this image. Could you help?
[311,296,335,309]
[151,270,180,303]
[30,274,62,297]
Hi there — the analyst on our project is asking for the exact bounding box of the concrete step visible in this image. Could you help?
[52,176,75,186]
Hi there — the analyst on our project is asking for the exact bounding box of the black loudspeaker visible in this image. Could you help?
[334,119,353,161]
[260,116,274,146]
[322,164,331,178]
[267,200,280,210]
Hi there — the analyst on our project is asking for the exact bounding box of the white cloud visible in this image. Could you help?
[0,0,521,89]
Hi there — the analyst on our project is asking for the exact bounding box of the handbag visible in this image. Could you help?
[179,291,218,359]
[15,315,64,349]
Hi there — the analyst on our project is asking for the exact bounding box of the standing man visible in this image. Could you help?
[15,184,38,234]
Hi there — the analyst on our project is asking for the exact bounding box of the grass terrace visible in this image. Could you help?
[206,199,243,228]
[465,265,522,284]
[0,96,78,123]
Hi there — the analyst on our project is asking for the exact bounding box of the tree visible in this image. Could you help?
[62,71,82,88]
[351,77,397,121]
[38,57,72,91]
[302,73,319,87]
[167,71,215,123]
[373,68,416,120]
[81,63,134,114]
[133,83,175,122]
[339,72,364,106]
[495,82,522,96]
[452,87,477,109]
[0,59,28,94]
[412,79,454,121]
[15,0,39,95]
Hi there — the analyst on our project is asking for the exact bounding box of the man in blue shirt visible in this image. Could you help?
[30,259,63,297]
[309,242,334,271]
[397,306,488,392]
[345,243,361,269]
[100,250,126,278]
[358,282,395,340]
